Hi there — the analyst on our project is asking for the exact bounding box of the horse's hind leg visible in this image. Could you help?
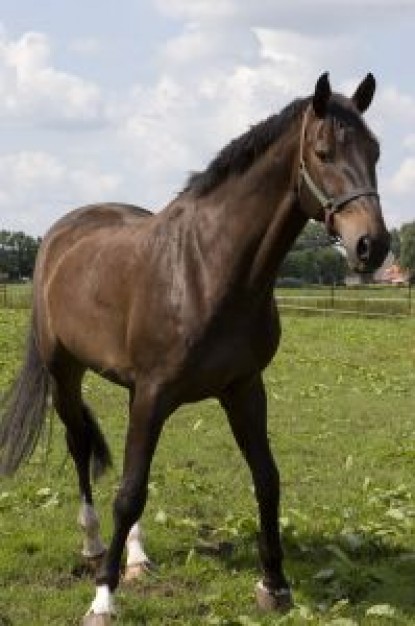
[220,374,292,612]
[52,368,108,563]
[123,389,152,582]
[84,384,167,623]
[124,521,152,581]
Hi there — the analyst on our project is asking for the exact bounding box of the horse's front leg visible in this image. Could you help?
[220,374,292,612]
[82,385,167,625]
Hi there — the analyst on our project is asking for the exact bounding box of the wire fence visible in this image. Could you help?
[0,282,413,319]
[0,283,32,309]
[276,283,413,318]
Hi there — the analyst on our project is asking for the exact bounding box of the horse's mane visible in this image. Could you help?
[185,97,308,197]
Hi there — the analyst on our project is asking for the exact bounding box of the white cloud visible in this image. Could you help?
[388,157,415,195]
[255,28,358,79]
[115,77,200,208]
[118,17,360,211]
[371,86,415,136]
[0,151,121,233]
[114,10,415,229]
[403,134,415,151]
[0,31,108,128]
[155,0,415,34]
[69,38,102,56]
[0,151,63,188]
[155,0,236,21]
[0,5,413,233]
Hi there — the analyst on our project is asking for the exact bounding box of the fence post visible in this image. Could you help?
[331,281,335,310]
[409,281,412,316]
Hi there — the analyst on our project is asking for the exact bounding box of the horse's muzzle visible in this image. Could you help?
[354,230,390,273]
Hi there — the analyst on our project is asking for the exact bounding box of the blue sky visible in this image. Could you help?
[0,0,414,234]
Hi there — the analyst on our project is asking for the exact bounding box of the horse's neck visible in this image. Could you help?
[189,138,307,298]
[245,193,307,293]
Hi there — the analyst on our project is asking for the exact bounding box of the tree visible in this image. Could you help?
[0,231,41,280]
[389,227,401,261]
[314,247,347,284]
[400,221,415,280]
[291,220,332,251]
[278,221,346,284]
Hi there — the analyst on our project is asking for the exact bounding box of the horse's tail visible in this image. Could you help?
[0,322,51,475]
[82,402,112,481]
[0,320,112,479]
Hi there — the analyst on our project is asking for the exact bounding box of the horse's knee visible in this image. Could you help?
[113,483,147,527]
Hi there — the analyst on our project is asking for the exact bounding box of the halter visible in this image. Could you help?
[297,105,379,234]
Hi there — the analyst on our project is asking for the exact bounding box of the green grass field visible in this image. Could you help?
[0,309,415,625]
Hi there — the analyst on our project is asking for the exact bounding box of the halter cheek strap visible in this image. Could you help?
[297,105,379,234]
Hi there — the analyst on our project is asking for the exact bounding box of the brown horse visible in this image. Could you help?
[0,73,389,624]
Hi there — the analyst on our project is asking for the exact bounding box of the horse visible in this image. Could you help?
[0,73,390,625]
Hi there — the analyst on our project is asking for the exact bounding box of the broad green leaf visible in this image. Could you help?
[155,509,167,524]
[386,507,406,521]
[314,568,335,581]
[366,604,396,617]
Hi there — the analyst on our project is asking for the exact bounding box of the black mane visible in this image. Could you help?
[185,97,308,197]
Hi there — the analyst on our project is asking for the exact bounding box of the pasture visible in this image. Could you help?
[0,309,414,625]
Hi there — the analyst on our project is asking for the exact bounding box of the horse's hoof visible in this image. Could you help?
[124,560,154,582]
[81,613,112,626]
[83,552,106,574]
[255,580,293,612]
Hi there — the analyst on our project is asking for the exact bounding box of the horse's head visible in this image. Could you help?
[298,72,390,273]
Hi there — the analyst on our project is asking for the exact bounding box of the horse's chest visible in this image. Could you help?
[180,307,280,399]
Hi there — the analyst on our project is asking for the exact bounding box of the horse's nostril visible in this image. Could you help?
[356,235,371,262]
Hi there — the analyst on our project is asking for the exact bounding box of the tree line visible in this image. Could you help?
[0,231,41,281]
[279,220,415,285]
[0,221,414,284]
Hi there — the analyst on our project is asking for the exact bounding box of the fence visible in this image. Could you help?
[0,282,413,319]
[276,283,413,318]
[0,283,32,309]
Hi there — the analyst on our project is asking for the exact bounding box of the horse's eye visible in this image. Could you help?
[314,138,333,163]
[315,147,332,163]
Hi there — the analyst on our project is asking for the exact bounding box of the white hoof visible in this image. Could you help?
[255,580,293,612]
[81,542,107,560]
[78,503,106,559]
[83,585,116,625]
[81,613,112,626]
[124,560,154,582]
[83,550,106,572]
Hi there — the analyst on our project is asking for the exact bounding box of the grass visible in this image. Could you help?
[0,309,415,625]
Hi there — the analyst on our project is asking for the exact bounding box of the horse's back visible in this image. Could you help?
[32,203,154,374]
[47,202,152,240]
[36,202,152,277]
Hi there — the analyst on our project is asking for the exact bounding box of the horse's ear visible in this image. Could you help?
[312,72,331,118]
[352,73,376,113]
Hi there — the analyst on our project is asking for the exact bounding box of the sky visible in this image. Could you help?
[0,0,414,235]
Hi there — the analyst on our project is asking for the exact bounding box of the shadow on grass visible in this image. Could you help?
[177,527,415,618]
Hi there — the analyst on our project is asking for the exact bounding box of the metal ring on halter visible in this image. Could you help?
[297,104,379,235]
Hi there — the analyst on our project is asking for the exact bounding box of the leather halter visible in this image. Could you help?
[297,105,379,234]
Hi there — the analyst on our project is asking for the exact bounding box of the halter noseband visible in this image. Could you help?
[297,105,379,234]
